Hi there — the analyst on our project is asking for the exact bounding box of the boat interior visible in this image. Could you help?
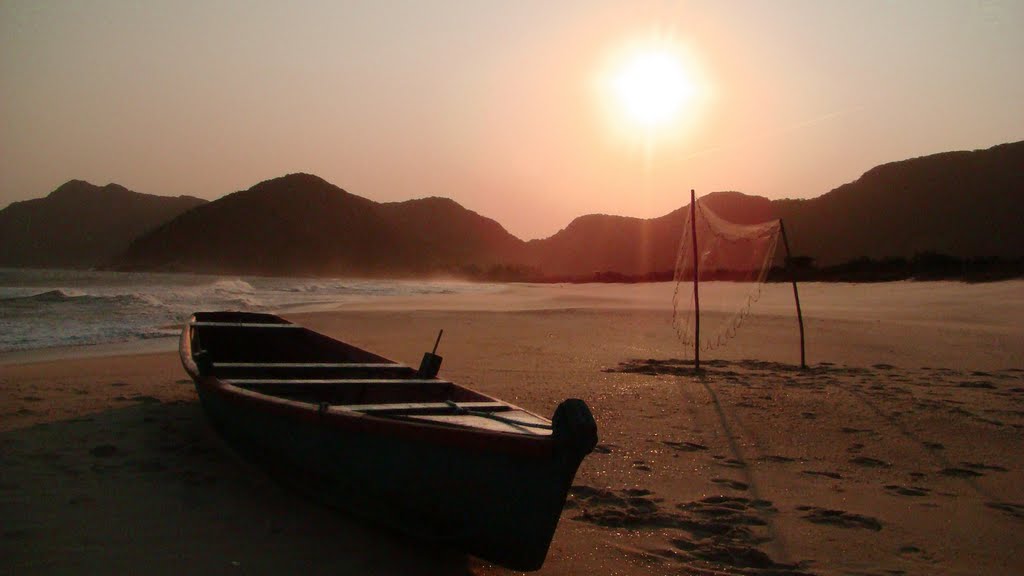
[188,312,552,434]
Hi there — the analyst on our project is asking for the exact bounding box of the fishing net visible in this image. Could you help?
[672,198,781,353]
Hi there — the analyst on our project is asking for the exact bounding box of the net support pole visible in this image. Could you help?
[690,189,700,371]
[779,219,806,369]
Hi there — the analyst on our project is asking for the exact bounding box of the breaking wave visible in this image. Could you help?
[0,270,497,352]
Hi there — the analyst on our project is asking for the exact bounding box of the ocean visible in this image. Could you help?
[0,268,499,353]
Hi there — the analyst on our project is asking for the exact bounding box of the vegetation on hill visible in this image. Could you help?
[0,180,205,268]
[115,174,526,276]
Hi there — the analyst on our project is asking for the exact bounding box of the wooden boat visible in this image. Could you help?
[180,311,597,571]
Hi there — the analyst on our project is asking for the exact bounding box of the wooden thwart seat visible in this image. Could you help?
[213,362,404,369]
[340,401,551,435]
[341,401,510,415]
[210,363,417,381]
[223,378,453,386]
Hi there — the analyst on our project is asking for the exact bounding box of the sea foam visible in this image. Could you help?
[0,269,496,352]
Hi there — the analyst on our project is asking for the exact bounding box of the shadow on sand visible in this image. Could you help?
[602,357,803,569]
[0,399,470,575]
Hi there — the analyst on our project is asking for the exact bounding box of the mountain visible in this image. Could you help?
[0,180,206,268]
[378,196,527,272]
[526,140,1024,276]
[525,191,776,277]
[8,139,1022,278]
[773,140,1024,265]
[116,174,526,276]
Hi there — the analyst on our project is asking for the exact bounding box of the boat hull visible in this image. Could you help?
[181,314,595,571]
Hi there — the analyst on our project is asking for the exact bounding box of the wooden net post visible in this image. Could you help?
[779,220,806,369]
[690,189,700,371]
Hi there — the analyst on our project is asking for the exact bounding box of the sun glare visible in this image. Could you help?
[599,37,708,145]
[613,50,695,128]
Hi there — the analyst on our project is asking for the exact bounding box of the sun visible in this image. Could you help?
[612,49,696,129]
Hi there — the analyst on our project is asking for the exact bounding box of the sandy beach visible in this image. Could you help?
[2,281,1023,575]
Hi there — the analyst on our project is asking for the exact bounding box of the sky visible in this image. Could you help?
[2,1,1022,240]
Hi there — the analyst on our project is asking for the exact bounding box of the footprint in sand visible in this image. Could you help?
[884,485,931,497]
[960,462,1008,472]
[565,486,663,521]
[580,487,806,575]
[985,502,1024,519]
[677,495,777,528]
[593,443,616,454]
[850,456,891,468]
[710,456,746,469]
[940,467,984,478]
[797,506,882,531]
[757,455,797,463]
[898,545,934,560]
[711,478,749,491]
[802,470,843,480]
[131,395,162,404]
[661,440,708,452]
[898,545,922,554]
[569,488,775,532]
[663,538,805,573]
[958,381,996,389]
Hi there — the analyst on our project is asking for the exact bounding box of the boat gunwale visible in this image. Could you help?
[180,317,557,457]
[195,374,556,457]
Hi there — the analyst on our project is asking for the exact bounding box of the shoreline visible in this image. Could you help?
[0,336,179,366]
[4,280,1022,370]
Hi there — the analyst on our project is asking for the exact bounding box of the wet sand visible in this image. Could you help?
[2,281,1023,575]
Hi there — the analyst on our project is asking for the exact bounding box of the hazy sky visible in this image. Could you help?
[2,1,1022,239]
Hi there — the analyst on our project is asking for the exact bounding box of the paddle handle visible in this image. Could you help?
[432,329,444,355]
